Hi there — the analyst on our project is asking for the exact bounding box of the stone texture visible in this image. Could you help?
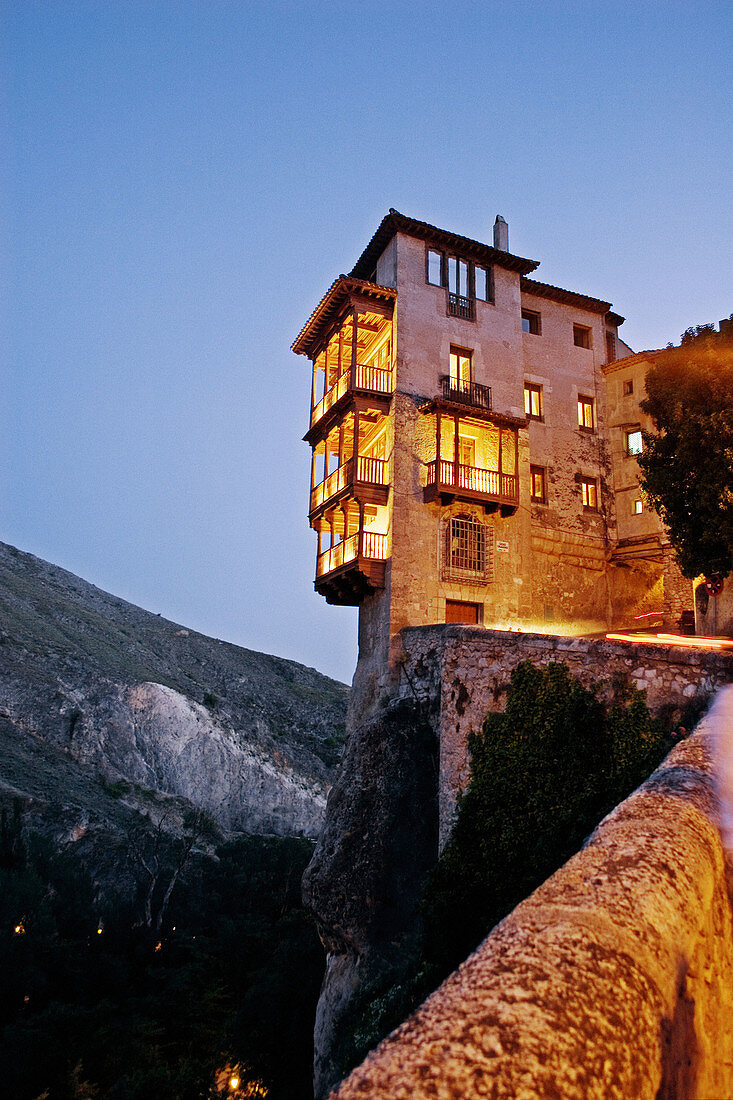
[0,540,348,838]
[330,698,733,1100]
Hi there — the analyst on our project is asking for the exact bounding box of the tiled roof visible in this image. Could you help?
[521,277,623,322]
[291,276,396,357]
[349,209,540,279]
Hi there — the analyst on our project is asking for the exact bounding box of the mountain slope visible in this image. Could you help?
[0,541,348,837]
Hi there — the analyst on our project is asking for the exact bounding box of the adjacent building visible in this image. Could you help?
[292,210,692,699]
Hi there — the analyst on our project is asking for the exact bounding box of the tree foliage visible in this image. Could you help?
[637,331,733,578]
[0,822,323,1100]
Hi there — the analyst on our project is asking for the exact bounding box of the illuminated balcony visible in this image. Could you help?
[425,459,518,510]
[421,406,522,515]
[309,455,389,518]
[315,528,388,605]
[309,363,393,434]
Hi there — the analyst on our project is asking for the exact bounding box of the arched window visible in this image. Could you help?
[442,515,494,584]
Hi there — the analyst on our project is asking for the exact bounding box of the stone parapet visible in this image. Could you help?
[330,698,733,1100]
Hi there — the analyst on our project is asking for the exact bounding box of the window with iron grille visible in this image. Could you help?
[442,516,494,584]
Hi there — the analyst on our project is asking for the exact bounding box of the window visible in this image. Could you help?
[427,249,443,286]
[445,600,481,624]
[633,499,643,514]
[623,378,634,396]
[625,429,643,456]
[449,346,472,385]
[578,395,595,431]
[530,465,547,503]
[459,437,476,468]
[573,324,592,349]
[522,309,541,335]
[474,265,490,302]
[580,476,598,510]
[606,332,616,362]
[442,516,493,584]
[426,247,493,313]
[524,382,544,420]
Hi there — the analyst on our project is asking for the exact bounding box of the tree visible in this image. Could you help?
[637,329,733,579]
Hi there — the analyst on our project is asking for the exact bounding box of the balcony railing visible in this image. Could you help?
[448,293,474,320]
[426,459,518,502]
[310,456,389,513]
[316,530,388,577]
[440,375,492,411]
[310,363,393,428]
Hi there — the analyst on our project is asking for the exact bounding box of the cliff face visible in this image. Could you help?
[0,541,348,840]
[302,701,439,1098]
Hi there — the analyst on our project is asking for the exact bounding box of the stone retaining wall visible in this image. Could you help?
[330,692,733,1100]
[391,625,733,845]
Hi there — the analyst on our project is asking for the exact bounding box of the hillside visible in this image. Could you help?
[0,540,348,840]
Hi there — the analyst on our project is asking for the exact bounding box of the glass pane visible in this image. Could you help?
[449,352,458,381]
[459,353,471,382]
[522,316,531,333]
[428,250,442,286]
[474,266,487,301]
[448,256,457,293]
[627,430,643,455]
[458,260,468,298]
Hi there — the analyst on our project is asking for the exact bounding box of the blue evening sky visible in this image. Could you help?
[4,1,732,684]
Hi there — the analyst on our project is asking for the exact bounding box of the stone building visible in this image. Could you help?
[292,210,691,705]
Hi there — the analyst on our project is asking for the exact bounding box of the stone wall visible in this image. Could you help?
[391,625,733,845]
[330,693,733,1100]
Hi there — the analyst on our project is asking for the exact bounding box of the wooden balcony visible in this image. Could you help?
[309,364,393,434]
[315,530,388,605]
[424,459,518,513]
[309,456,389,518]
[439,375,492,411]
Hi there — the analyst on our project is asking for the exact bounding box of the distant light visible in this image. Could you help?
[606,632,728,650]
[14,923,25,935]
[154,941,162,952]
[229,1077,240,1091]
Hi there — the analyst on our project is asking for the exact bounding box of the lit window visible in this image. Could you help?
[580,476,598,510]
[578,395,595,431]
[574,325,592,349]
[521,309,541,335]
[524,382,544,420]
[626,429,643,456]
[427,249,443,286]
[530,465,547,503]
[623,378,634,396]
[442,516,494,584]
[449,346,472,385]
[633,499,643,514]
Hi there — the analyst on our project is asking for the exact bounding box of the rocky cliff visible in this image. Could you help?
[0,541,348,843]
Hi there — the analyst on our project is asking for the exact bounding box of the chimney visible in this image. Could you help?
[493,215,508,251]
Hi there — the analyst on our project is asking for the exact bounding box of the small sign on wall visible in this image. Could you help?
[496,540,509,552]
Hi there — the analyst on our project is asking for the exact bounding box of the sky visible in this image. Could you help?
[4,0,732,685]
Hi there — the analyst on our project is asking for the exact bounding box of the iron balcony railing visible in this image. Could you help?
[439,375,492,411]
[310,456,389,513]
[310,364,393,428]
[448,293,474,320]
[426,459,518,502]
[316,530,388,578]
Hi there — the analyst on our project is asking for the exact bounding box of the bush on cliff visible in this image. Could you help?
[422,660,665,975]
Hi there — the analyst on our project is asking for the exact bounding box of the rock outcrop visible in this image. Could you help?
[0,540,348,839]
